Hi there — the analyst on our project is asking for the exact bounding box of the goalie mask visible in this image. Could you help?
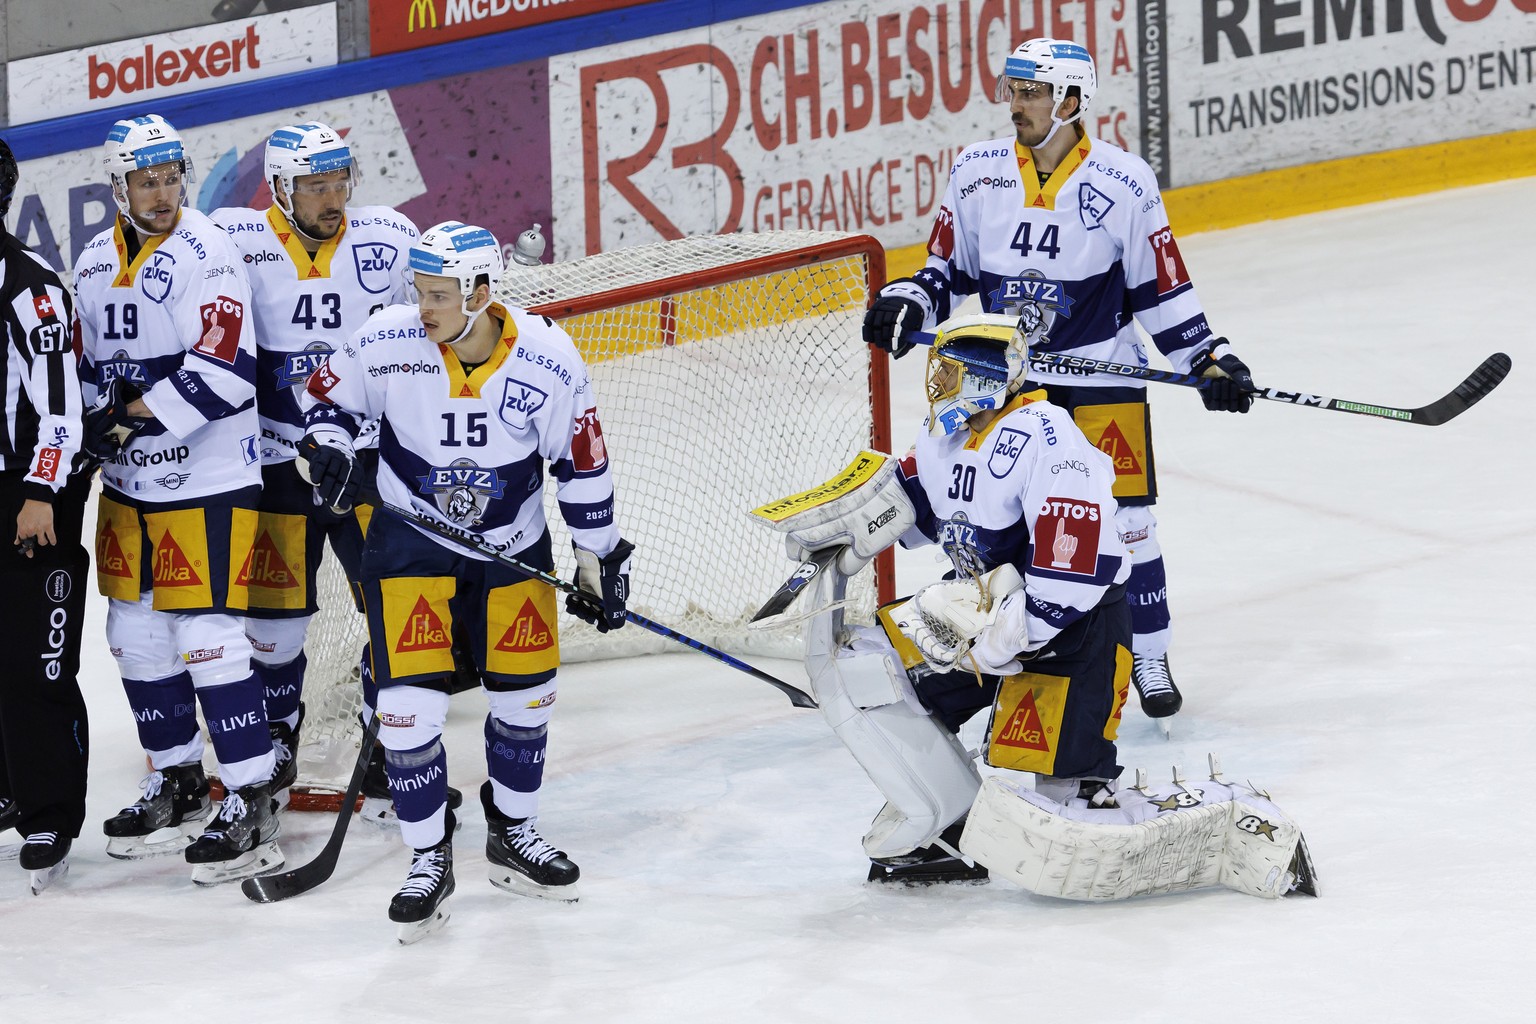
[410,221,504,345]
[103,114,194,233]
[925,313,1033,436]
[993,38,1096,147]
[265,121,359,217]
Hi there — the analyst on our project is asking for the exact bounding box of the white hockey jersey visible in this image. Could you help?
[209,205,418,462]
[904,132,1218,388]
[900,391,1129,653]
[74,210,260,503]
[301,303,621,561]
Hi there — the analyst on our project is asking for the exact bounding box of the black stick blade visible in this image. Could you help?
[1415,352,1511,425]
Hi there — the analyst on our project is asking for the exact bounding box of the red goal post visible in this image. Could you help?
[282,230,894,807]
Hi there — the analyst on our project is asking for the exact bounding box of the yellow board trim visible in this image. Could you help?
[886,128,1536,278]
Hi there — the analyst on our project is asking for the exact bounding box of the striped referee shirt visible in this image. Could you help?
[1,230,83,502]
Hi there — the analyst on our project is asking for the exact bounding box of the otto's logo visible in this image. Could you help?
[928,205,955,260]
[1148,228,1190,296]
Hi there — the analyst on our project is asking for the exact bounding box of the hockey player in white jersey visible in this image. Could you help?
[73,114,281,884]
[298,221,633,941]
[863,39,1259,724]
[211,122,420,809]
[759,314,1314,898]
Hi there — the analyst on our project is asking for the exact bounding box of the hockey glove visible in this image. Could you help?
[83,377,151,461]
[568,537,635,633]
[862,295,925,359]
[296,433,360,513]
[1192,339,1256,413]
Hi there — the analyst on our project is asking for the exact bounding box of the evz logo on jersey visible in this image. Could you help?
[418,459,507,525]
[1079,183,1114,230]
[936,513,986,579]
[499,378,548,429]
[99,350,149,386]
[353,243,401,295]
[1148,228,1190,296]
[993,274,1074,319]
[140,251,176,303]
[277,342,334,388]
[987,428,1029,478]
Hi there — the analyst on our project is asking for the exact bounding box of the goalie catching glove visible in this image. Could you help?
[84,377,152,461]
[296,433,360,514]
[893,563,1026,676]
[568,538,634,633]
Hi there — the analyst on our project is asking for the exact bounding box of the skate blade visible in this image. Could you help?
[105,818,209,860]
[1158,717,1173,740]
[489,866,580,903]
[395,900,453,945]
[30,858,69,895]
[358,798,400,830]
[190,840,285,887]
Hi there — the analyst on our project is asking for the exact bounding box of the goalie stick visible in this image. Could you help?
[240,713,381,904]
[910,332,1511,426]
[749,545,843,626]
[382,502,818,710]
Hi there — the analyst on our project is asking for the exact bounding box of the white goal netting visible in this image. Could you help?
[289,230,890,801]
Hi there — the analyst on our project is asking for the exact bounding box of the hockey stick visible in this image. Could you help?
[749,546,842,625]
[240,712,381,904]
[381,502,818,710]
[911,332,1511,426]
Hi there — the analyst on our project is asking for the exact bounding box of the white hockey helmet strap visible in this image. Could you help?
[103,114,194,233]
[410,221,505,344]
[265,121,358,216]
[995,38,1096,146]
[926,313,1030,436]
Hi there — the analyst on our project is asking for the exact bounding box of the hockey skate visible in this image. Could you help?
[20,832,72,894]
[867,817,988,886]
[103,763,213,859]
[268,702,304,810]
[359,741,463,829]
[0,795,19,834]
[185,781,284,886]
[1132,654,1183,734]
[482,782,579,902]
[389,810,456,945]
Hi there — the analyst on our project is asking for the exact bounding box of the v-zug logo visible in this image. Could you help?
[498,378,548,429]
[418,458,507,525]
[353,243,400,294]
[276,341,334,388]
[98,350,149,386]
[141,251,176,304]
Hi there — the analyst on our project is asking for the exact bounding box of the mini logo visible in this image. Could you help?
[154,471,191,490]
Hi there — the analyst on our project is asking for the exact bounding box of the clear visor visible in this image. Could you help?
[289,167,356,198]
[995,75,1053,104]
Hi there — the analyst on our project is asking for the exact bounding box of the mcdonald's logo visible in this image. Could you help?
[407,0,438,32]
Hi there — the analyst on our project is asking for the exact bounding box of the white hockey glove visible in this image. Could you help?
[894,564,1025,675]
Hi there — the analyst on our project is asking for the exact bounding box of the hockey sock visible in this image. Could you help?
[255,651,306,730]
[484,715,547,820]
[359,643,378,725]
[1126,555,1171,640]
[122,673,200,767]
[385,738,450,850]
[197,673,276,789]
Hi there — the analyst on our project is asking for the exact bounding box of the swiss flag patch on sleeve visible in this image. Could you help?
[571,409,608,473]
[195,296,245,364]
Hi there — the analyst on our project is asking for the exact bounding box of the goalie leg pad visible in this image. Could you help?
[960,775,1311,901]
[813,626,981,859]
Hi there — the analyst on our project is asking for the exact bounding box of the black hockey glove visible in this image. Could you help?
[567,538,634,633]
[1192,339,1256,413]
[84,377,152,462]
[862,295,924,359]
[296,433,360,513]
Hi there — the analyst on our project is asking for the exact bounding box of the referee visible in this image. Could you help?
[0,135,90,890]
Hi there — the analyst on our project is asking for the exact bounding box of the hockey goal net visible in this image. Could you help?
[285,230,893,804]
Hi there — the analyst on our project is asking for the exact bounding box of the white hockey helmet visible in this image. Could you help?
[103,114,194,224]
[265,122,358,214]
[994,38,1097,126]
[925,313,1032,436]
[410,221,505,343]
